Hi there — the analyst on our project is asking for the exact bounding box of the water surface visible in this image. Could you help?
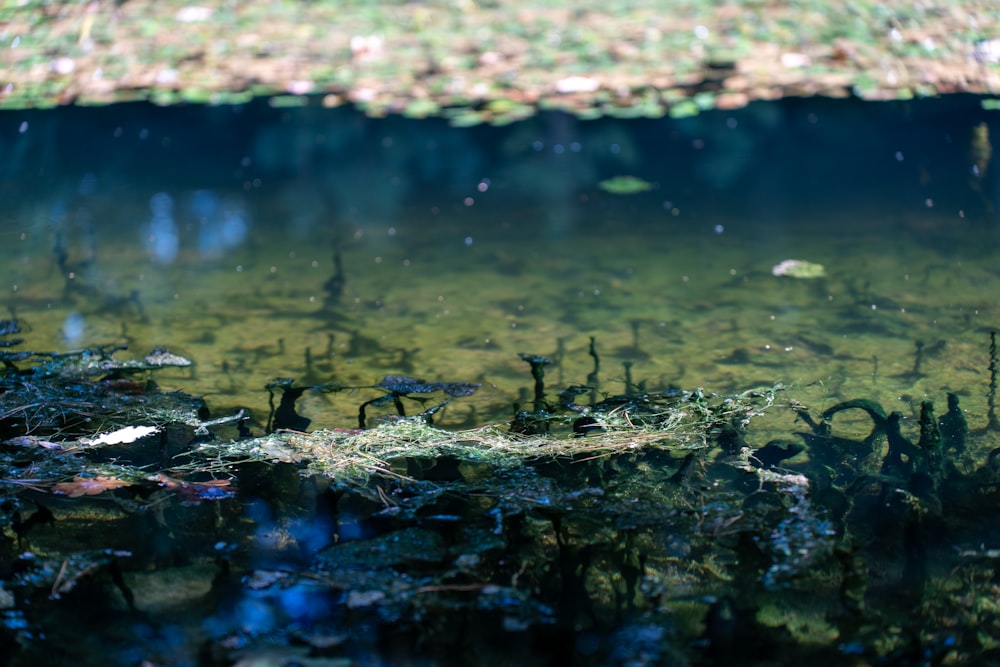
[1,95,999,665]
[4,97,996,427]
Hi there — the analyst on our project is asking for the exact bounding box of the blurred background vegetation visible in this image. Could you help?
[2,0,999,120]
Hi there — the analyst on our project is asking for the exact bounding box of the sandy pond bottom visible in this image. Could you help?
[1,97,1000,665]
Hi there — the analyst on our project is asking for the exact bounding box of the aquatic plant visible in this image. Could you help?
[357,374,481,429]
[4,321,1000,665]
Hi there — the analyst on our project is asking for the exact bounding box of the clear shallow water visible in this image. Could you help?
[2,96,1000,665]
[3,96,998,429]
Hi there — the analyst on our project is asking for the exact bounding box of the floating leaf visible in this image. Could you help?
[598,175,653,195]
[771,259,826,279]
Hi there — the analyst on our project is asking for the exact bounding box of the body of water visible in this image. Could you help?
[1,96,999,665]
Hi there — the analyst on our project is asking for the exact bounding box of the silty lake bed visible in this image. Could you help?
[1,95,1000,665]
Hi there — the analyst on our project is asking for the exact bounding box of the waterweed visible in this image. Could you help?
[6,319,1000,665]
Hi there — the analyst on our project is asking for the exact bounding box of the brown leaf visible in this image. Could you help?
[52,476,130,498]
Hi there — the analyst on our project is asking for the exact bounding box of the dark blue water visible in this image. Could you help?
[3,95,992,224]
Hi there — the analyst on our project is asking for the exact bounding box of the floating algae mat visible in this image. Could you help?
[3,96,1000,665]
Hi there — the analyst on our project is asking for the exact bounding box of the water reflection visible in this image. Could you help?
[145,192,178,264]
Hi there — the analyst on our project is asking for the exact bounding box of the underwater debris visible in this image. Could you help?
[738,463,836,590]
[155,473,235,505]
[7,321,1000,664]
[143,347,192,367]
[373,374,480,398]
[357,374,481,429]
[262,373,482,431]
[51,476,131,498]
[0,339,208,444]
[187,379,782,487]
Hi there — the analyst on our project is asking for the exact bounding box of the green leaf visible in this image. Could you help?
[598,175,653,195]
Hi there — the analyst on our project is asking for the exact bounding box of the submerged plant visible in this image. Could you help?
[2,322,1000,665]
[357,374,481,428]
